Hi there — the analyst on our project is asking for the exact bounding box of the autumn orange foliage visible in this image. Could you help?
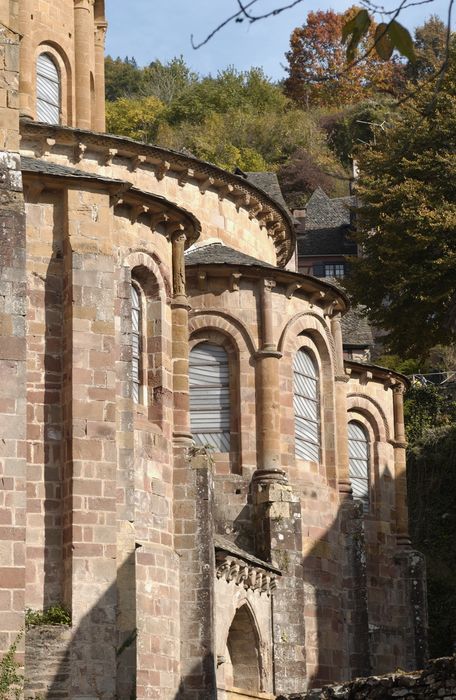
[284,6,405,108]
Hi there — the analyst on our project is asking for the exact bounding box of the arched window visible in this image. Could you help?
[293,349,320,462]
[36,53,60,124]
[348,420,370,511]
[189,343,230,452]
[131,282,142,404]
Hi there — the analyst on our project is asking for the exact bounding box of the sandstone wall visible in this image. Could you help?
[277,656,456,699]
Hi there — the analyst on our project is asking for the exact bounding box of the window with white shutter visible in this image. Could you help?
[293,349,320,462]
[131,283,142,404]
[190,343,230,452]
[348,420,370,512]
[36,53,60,124]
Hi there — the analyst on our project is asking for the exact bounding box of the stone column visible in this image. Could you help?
[73,0,94,129]
[256,279,282,474]
[93,20,107,132]
[331,313,351,497]
[171,227,192,445]
[393,383,411,546]
[171,227,217,698]
[18,0,34,118]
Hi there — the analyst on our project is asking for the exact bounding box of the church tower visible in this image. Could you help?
[18,0,107,130]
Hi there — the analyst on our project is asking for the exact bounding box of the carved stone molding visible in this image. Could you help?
[215,552,278,596]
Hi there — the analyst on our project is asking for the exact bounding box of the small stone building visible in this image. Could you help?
[0,2,427,699]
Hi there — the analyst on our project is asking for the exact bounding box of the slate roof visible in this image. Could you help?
[214,535,281,574]
[305,187,353,230]
[297,187,357,257]
[185,241,276,269]
[341,307,374,347]
[245,172,291,216]
[21,156,126,185]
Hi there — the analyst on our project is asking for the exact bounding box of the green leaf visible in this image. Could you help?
[375,22,395,60]
[342,9,371,42]
[342,10,371,61]
[388,20,417,62]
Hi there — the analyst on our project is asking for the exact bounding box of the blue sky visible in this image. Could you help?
[105,0,450,80]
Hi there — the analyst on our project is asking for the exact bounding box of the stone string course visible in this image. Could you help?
[277,656,456,699]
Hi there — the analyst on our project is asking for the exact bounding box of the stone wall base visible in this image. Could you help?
[24,625,71,699]
[276,655,456,699]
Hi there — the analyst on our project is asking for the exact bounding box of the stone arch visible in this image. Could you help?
[121,251,171,426]
[278,311,336,368]
[35,41,73,125]
[122,250,171,298]
[189,309,257,357]
[188,313,254,475]
[278,312,337,485]
[347,394,394,514]
[347,393,391,443]
[225,602,263,693]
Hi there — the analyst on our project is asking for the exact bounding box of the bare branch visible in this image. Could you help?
[191,0,259,49]
[191,0,307,48]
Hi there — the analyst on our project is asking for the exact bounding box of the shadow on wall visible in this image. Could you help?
[42,552,136,700]
[37,469,426,699]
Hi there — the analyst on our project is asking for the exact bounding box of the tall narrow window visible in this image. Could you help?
[294,349,320,462]
[36,53,60,124]
[131,283,142,404]
[189,343,230,452]
[348,421,370,511]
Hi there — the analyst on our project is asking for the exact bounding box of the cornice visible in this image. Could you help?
[19,119,295,266]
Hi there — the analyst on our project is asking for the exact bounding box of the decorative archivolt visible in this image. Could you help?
[278,311,336,368]
[189,309,257,357]
[122,249,171,298]
[347,393,391,442]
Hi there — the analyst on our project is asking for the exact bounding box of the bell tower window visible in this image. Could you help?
[36,53,60,124]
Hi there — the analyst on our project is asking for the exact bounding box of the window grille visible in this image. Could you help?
[348,420,370,511]
[131,283,142,404]
[293,349,320,462]
[189,343,230,452]
[37,53,60,124]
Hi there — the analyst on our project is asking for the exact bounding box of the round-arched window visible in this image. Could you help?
[293,349,320,462]
[189,343,230,452]
[36,53,60,124]
[348,420,370,511]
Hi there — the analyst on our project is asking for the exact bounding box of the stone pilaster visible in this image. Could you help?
[171,229,217,698]
[93,20,107,132]
[331,313,351,496]
[18,0,34,119]
[0,12,27,672]
[62,188,118,698]
[393,384,411,546]
[73,0,94,129]
[252,471,307,695]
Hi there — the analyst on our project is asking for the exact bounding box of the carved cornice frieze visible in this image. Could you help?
[215,552,278,596]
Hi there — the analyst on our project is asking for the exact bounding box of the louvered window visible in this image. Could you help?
[294,349,320,462]
[348,421,370,512]
[190,343,230,452]
[36,53,60,124]
[131,283,142,404]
